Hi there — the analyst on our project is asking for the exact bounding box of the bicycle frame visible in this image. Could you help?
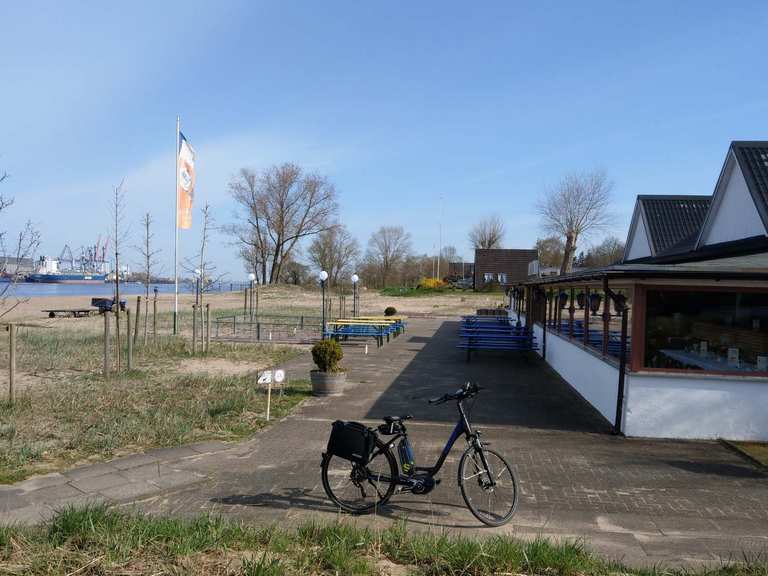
[374,399,480,484]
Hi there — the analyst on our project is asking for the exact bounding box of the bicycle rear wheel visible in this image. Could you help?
[322,437,398,513]
[458,446,518,526]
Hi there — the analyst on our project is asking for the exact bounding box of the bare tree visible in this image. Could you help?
[537,170,613,274]
[228,163,337,284]
[0,170,41,317]
[307,225,360,286]
[135,212,161,341]
[184,203,223,304]
[577,235,625,268]
[534,236,565,269]
[469,216,505,250]
[111,180,128,370]
[365,226,412,287]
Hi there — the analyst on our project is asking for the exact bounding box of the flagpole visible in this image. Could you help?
[173,116,180,335]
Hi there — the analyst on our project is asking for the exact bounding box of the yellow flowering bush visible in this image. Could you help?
[418,277,447,289]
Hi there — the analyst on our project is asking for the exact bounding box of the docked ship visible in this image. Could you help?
[26,242,111,284]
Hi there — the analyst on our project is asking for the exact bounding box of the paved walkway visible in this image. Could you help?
[1,318,766,567]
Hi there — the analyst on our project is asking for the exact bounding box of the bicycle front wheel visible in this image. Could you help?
[321,437,398,514]
[458,446,518,526]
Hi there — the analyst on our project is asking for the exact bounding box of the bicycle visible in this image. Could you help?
[321,382,518,526]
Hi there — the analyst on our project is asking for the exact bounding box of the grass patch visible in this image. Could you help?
[0,506,765,575]
[0,365,309,482]
[731,442,768,467]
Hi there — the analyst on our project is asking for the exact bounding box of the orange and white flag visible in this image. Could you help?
[177,132,196,229]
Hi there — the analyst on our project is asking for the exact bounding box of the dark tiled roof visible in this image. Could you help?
[638,195,711,255]
[731,141,768,227]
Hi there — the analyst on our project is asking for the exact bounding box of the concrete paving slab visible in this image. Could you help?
[24,483,84,504]
[110,453,161,471]
[99,480,160,501]
[64,462,120,481]
[70,472,129,494]
[15,473,69,493]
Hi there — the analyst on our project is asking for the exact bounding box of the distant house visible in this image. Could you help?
[521,140,768,442]
[447,261,474,280]
[474,248,537,290]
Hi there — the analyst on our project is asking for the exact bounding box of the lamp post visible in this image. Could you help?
[351,273,359,318]
[248,272,256,321]
[320,270,329,338]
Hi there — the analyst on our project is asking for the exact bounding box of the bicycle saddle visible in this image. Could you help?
[383,415,412,424]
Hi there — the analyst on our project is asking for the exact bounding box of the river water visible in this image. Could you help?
[1,281,245,298]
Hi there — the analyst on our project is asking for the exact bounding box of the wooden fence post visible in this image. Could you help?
[205,304,211,353]
[8,324,16,404]
[192,304,197,355]
[127,308,133,370]
[152,295,157,344]
[103,312,110,376]
[133,296,141,347]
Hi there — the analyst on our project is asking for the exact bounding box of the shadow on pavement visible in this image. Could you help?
[211,488,491,529]
[365,320,612,433]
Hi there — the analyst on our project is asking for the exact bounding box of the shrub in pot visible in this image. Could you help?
[310,339,346,396]
[384,306,397,317]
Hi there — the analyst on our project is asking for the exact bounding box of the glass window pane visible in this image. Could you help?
[644,289,768,373]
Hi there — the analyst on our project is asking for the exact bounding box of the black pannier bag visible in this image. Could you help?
[327,421,375,464]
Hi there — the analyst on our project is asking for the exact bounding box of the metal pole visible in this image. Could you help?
[602,277,610,356]
[541,294,547,360]
[173,115,180,335]
[321,279,326,339]
[8,324,16,404]
[614,306,629,434]
[583,287,590,347]
[249,280,254,320]
[244,287,248,314]
[192,304,197,355]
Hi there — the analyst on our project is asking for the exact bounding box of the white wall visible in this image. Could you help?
[625,372,768,441]
[532,323,619,424]
[528,319,768,441]
[625,210,652,260]
[702,157,766,246]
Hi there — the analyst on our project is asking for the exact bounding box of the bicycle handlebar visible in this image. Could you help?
[428,382,481,405]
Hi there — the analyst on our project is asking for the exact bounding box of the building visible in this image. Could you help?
[0,256,35,278]
[447,261,474,280]
[474,248,537,290]
[518,140,768,441]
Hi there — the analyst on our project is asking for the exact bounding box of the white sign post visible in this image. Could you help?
[259,369,287,421]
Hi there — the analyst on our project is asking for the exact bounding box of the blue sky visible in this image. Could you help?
[2,1,767,279]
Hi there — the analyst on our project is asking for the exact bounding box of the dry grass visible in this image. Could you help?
[731,442,768,467]
[0,334,303,483]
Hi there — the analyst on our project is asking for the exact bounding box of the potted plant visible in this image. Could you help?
[310,339,346,396]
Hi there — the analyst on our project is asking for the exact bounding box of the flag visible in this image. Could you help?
[177,132,196,229]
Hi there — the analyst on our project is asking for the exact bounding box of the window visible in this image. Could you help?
[483,272,494,283]
[644,289,768,373]
[497,273,507,284]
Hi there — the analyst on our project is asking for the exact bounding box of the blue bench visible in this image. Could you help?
[458,317,538,362]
